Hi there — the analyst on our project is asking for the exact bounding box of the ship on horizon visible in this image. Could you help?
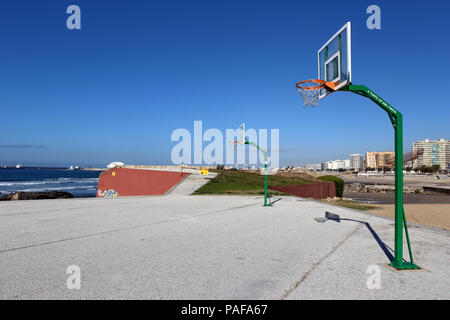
[69,165,84,170]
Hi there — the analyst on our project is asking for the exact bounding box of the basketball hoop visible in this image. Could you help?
[296,79,336,106]
[229,123,246,146]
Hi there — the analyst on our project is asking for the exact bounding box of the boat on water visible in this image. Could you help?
[69,165,84,170]
[16,164,24,169]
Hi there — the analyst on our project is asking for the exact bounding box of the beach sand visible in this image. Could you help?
[342,191,450,231]
[369,204,450,231]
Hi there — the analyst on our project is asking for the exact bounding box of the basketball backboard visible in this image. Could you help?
[230,123,246,145]
[318,21,351,99]
[237,123,245,144]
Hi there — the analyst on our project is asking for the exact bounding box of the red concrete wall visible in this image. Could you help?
[270,182,336,199]
[97,167,190,197]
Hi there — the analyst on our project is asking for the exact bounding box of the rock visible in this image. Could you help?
[344,183,424,194]
[0,193,14,201]
[0,191,74,201]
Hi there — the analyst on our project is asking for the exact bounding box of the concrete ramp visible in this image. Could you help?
[166,170,217,196]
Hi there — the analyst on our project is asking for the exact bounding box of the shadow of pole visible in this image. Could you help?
[324,211,395,263]
[268,196,282,206]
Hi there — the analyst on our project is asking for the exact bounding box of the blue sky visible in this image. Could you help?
[0,0,449,167]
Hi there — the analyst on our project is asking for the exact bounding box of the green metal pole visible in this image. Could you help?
[403,208,415,265]
[341,85,419,270]
[264,155,268,206]
[392,112,405,269]
[246,141,271,206]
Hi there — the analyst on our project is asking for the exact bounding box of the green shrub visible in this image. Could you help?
[317,175,344,197]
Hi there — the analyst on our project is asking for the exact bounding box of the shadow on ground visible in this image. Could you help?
[322,211,395,263]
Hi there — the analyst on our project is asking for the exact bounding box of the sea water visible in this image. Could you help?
[0,169,102,198]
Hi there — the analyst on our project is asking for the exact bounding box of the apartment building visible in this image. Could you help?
[412,138,450,170]
[366,151,395,170]
[349,154,364,171]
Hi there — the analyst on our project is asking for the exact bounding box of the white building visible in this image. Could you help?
[344,159,351,170]
[349,154,364,171]
[305,164,322,171]
[329,160,346,170]
[327,161,333,170]
[321,159,350,171]
[107,162,125,169]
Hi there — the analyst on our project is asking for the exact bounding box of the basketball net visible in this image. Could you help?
[296,79,335,106]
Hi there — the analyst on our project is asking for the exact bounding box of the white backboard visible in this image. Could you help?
[238,123,245,144]
[318,21,351,99]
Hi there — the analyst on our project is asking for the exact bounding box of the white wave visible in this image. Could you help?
[0,182,14,186]
[0,181,47,186]
[19,186,97,192]
[0,178,98,187]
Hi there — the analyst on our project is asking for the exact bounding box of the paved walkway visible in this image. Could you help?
[166,169,217,195]
[0,195,448,299]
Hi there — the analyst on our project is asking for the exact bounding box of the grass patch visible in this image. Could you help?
[317,175,344,197]
[194,170,318,195]
[321,198,380,211]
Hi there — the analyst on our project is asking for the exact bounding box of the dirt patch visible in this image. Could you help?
[368,204,450,231]
[274,171,318,180]
[321,198,380,211]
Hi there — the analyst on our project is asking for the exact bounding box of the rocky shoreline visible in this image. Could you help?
[344,183,424,194]
[0,191,74,201]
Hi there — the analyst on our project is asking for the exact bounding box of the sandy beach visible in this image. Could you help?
[342,191,450,231]
[368,204,450,231]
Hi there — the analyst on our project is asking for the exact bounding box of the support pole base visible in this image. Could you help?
[263,204,273,207]
[389,261,420,270]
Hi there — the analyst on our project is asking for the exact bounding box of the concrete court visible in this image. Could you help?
[0,194,448,299]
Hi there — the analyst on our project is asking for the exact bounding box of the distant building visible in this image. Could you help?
[305,164,322,171]
[336,160,346,170]
[412,138,450,170]
[366,151,395,170]
[327,161,333,170]
[107,162,125,169]
[344,159,351,170]
[326,160,345,171]
[320,159,350,171]
[349,154,364,171]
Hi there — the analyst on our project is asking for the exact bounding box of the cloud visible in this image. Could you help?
[0,144,46,149]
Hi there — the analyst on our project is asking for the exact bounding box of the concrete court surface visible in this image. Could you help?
[0,194,449,299]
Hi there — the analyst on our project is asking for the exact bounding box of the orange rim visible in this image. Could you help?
[296,79,336,91]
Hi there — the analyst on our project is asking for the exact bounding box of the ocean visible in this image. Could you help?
[0,169,102,198]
